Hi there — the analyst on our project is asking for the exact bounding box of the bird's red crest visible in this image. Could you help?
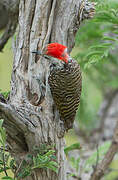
[45,43,69,63]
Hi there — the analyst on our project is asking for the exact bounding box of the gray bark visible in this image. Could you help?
[0,0,95,179]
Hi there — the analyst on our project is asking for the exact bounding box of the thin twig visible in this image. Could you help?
[94,144,99,170]
[14,159,24,179]
[2,152,8,176]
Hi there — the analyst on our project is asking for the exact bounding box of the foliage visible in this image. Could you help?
[0,89,10,99]
[0,119,14,180]
[64,143,81,156]
[0,120,58,179]
[74,0,118,130]
[75,0,118,87]
[66,1,118,179]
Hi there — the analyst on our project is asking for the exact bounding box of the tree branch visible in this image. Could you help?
[0,18,17,52]
[2,152,8,177]
[90,119,118,180]
[0,101,32,152]
[0,0,19,52]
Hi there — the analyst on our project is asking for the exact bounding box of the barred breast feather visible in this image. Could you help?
[48,58,82,130]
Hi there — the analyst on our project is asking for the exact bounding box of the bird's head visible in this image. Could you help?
[32,43,69,63]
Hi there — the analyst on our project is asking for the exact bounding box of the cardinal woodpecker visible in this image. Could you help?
[33,43,82,130]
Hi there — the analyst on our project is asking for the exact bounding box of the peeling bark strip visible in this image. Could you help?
[0,0,95,179]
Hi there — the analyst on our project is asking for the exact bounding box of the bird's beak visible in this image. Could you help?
[32,50,51,60]
[32,50,42,55]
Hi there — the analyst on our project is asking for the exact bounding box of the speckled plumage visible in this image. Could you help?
[48,58,82,130]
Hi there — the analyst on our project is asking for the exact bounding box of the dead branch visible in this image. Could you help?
[0,18,18,51]
[0,0,19,51]
[90,119,118,180]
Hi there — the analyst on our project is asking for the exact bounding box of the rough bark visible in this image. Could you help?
[0,0,95,179]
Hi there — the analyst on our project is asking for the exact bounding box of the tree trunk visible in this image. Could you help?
[0,0,95,179]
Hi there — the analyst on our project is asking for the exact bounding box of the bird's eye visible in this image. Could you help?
[68,59,72,63]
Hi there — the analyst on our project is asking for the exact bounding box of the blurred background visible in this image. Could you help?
[0,39,13,91]
[0,0,118,179]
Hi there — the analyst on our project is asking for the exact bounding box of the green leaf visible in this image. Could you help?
[64,143,81,156]
[4,155,10,164]
[47,164,58,173]
[68,173,78,177]
[89,43,112,49]
[0,168,5,173]
[0,167,10,173]
[48,161,58,167]
[17,168,31,178]
[84,56,101,69]
[1,91,10,99]
[0,160,4,165]
[50,155,56,160]
[103,50,109,57]
[0,139,4,146]
[69,157,80,171]
[0,120,4,128]
[86,51,102,59]
[45,150,55,156]
[9,159,15,169]
[0,128,7,145]
[2,177,14,180]
[103,36,116,41]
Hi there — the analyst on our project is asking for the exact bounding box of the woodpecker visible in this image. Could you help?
[33,43,82,130]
